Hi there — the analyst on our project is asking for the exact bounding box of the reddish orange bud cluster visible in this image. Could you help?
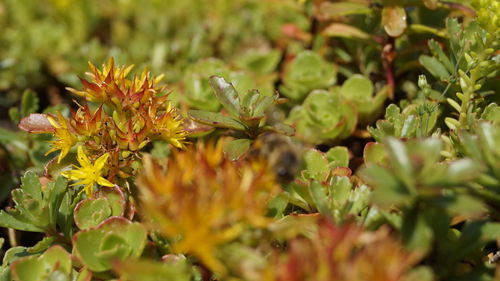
[273,220,420,281]
[22,58,189,190]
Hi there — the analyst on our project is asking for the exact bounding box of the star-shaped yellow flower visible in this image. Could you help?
[45,112,77,163]
[62,146,113,196]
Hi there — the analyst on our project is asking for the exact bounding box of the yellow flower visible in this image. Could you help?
[62,146,113,196]
[138,139,279,275]
[45,112,77,163]
[150,102,189,149]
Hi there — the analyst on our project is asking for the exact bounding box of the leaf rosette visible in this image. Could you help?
[288,90,357,144]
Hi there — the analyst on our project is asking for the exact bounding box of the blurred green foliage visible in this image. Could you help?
[0,0,499,280]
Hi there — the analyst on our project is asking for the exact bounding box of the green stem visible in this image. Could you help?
[457,41,491,128]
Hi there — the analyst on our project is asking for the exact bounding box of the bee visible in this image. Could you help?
[251,133,302,183]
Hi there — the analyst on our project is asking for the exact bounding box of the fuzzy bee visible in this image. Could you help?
[251,133,302,183]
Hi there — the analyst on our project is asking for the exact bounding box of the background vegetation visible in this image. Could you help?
[0,0,499,280]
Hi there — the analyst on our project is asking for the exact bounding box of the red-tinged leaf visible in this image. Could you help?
[182,118,214,137]
[281,24,312,41]
[322,23,370,39]
[18,113,54,133]
[331,167,352,177]
[382,6,407,37]
[81,78,101,93]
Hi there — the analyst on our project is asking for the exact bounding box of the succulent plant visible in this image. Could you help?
[280,51,337,101]
[189,76,293,159]
[339,74,388,124]
[72,217,147,273]
[287,89,357,144]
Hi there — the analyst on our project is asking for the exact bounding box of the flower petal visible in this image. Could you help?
[97,177,114,187]
[76,146,91,167]
[94,153,110,171]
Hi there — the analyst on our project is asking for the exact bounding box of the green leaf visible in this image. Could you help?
[419,55,451,80]
[340,74,373,101]
[46,176,67,228]
[235,49,282,74]
[326,146,349,168]
[74,198,112,230]
[263,123,295,136]
[360,164,413,207]
[95,186,126,217]
[113,259,191,281]
[318,2,372,18]
[0,128,27,151]
[20,89,39,118]
[11,246,71,281]
[384,138,415,191]
[428,39,454,74]
[40,246,71,274]
[322,23,369,39]
[240,89,260,117]
[309,181,331,217]
[280,51,336,100]
[445,194,486,216]
[189,110,247,131]
[20,171,42,203]
[223,139,252,161]
[302,149,330,181]
[209,76,241,118]
[363,142,386,165]
[0,211,44,232]
[11,256,45,281]
[73,230,108,272]
[267,193,289,218]
[74,218,147,272]
[251,94,277,118]
[401,208,433,255]
[481,103,500,123]
[9,107,20,124]
[27,236,55,254]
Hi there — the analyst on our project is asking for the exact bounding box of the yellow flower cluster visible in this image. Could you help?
[30,58,189,195]
[137,139,279,275]
[62,146,113,197]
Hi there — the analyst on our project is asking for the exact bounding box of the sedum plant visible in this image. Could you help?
[138,139,280,276]
[19,59,189,195]
[189,76,293,159]
[0,0,499,280]
[280,51,337,101]
[287,89,357,144]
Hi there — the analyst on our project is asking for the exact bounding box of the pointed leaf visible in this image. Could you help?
[419,55,451,80]
[322,23,369,39]
[209,76,241,118]
[20,90,39,118]
[224,139,252,161]
[189,110,246,130]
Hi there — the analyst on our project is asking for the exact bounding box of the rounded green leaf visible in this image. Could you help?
[302,149,330,181]
[281,51,336,100]
[340,74,373,101]
[326,146,349,168]
[95,186,126,217]
[73,229,108,272]
[74,198,112,230]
